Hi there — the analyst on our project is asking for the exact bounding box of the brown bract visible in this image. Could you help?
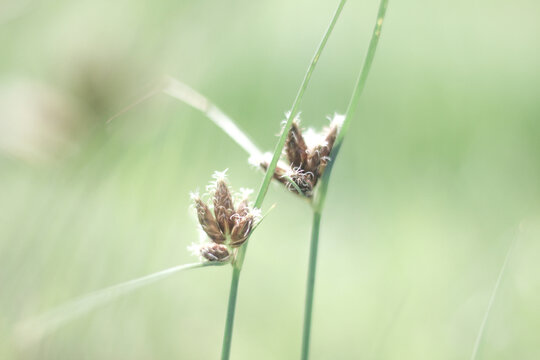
[213,179,236,234]
[201,243,230,262]
[285,122,308,168]
[230,213,256,247]
[195,198,225,243]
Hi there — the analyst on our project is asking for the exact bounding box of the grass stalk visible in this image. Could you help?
[220,1,347,359]
[300,211,321,360]
[301,0,389,358]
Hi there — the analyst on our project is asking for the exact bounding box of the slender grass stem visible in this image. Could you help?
[221,266,241,359]
[220,1,347,359]
[301,0,389,358]
[301,211,321,360]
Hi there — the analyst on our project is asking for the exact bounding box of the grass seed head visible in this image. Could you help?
[260,114,343,198]
[191,171,260,261]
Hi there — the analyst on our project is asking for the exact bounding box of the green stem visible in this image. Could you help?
[221,266,241,360]
[301,211,321,360]
[300,0,389,358]
[220,1,347,359]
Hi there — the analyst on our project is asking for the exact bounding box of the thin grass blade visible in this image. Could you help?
[470,237,517,360]
[163,77,263,159]
[15,262,222,347]
[107,81,165,123]
[108,77,262,159]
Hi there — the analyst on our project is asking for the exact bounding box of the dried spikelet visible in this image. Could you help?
[316,123,339,176]
[200,243,230,262]
[323,123,338,156]
[236,198,250,218]
[285,121,307,168]
[194,197,225,243]
[305,147,322,175]
[230,212,255,247]
[262,161,315,197]
[213,178,236,235]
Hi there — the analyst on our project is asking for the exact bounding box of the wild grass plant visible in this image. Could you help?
[16,0,387,357]
[13,0,516,359]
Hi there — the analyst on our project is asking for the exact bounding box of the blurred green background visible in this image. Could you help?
[1,0,539,359]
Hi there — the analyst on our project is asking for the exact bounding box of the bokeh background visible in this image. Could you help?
[1,0,539,359]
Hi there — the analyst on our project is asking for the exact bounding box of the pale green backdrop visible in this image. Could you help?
[1,0,539,359]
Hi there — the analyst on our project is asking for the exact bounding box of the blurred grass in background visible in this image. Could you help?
[1,0,539,359]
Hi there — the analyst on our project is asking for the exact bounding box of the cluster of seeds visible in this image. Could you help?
[189,171,260,262]
[189,115,342,261]
[260,113,343,197]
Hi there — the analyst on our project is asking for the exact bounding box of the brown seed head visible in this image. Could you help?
[195,198,225,243]
[200,243,230,262]
[213,179,236,235]
[191,172,259,258]
[262,115,342,197]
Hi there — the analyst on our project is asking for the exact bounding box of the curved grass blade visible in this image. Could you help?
[107,81,165,124]
[15,261,223,347]
[108,77,263,160]
[470,237,517,360]
[163,77,263,159]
